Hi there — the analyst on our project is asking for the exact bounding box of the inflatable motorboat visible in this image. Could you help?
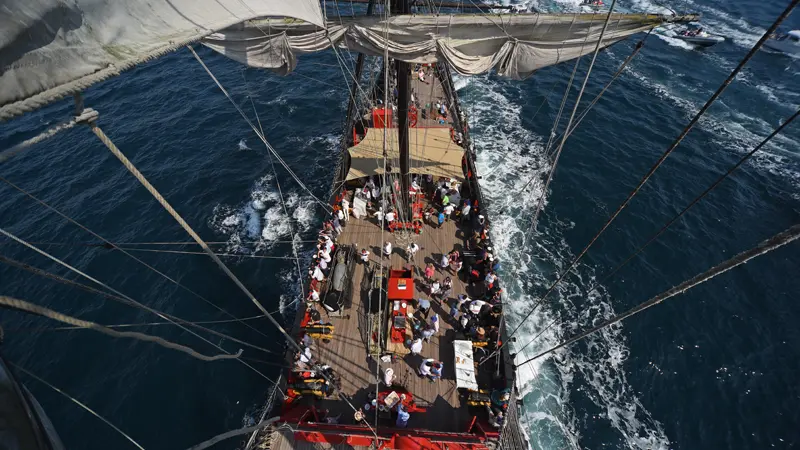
[763,30,800,56]
[673,32,725,47]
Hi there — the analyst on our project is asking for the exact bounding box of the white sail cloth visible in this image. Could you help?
[0,0,324,119]
[202,13,667,78]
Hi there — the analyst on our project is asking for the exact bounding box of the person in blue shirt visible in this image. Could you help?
[437,211,445,228]
[396,404,410,428]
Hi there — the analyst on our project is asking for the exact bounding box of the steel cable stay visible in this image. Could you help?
[0,175,280,341]
[525,0,620,242]
[10,363,146,450]
[187,46,333,216]
[0,228,287,387]
[497,30,650,216]
[502,0,799,350]
[493,13,593,215]
[515,223,800,368]
[241,69,307,314]
[0,253,284,353]
[86,54,377,439]
[0,239,317,247]
[509,105,800,357]
[0,296,240,362]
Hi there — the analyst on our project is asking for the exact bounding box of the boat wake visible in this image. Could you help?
[460,74,670,449]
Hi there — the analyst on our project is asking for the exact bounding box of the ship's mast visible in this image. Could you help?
[391,0,412,217]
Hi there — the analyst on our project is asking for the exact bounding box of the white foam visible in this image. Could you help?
[461,72,672,449]
[238,139,250,150]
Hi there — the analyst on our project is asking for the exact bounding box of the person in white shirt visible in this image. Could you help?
[307,288,320,302]
[410,338,423,355]
[469,299,487,314]
[407,242,420,261]
[461,203,471,223]
[385,210,396,227]
[443,203,455,218]
[319,250,332,264]
[360,248,370,264]
[440,253,449,271]
[419,358,434,377]
[318,257,328,271]
[374,207,385,227]
[311,265,325,282]
[341,198,349,221]
[336,208,344,223]
[430,279,440,297]
[383,241,392,258]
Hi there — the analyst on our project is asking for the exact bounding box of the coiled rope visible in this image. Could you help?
[515,223,800,368]
[1,296,240,362]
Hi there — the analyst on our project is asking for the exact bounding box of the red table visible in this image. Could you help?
[387,277,414,300]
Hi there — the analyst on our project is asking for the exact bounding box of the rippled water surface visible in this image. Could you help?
[1,1,799,449]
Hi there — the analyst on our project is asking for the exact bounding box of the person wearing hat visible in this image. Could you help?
[476,327,486,341]
[490,388,511,414]
[430,361,443,382]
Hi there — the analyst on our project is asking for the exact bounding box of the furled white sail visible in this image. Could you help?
[202,13,693,78]
[0,0,324,120]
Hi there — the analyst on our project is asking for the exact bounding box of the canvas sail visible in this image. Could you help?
[202,13,696,77]
[0,0,324,119]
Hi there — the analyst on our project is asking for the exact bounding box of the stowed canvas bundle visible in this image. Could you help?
[1,0,695,121]
[0,0,323,119]
[203,13,672,78]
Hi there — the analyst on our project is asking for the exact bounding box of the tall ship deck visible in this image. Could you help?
[254,61,521,448]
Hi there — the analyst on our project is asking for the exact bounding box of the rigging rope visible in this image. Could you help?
[0,254,282,356]
[88,98,372,436]
[185,417,281,450]
[515,223,800,368]
[0,228,281,385]
[0,296,240,362]
[186,46,332,215]
[552,34,650,146]
[0,174,277,341]
[0,240,316,247]
[111,246,301,260]
[503,0,800,348]
[527,0,620,237]
[11,363,146,450]
[6,314,265,332]
[589,106,800,294]
[242,69,306,305]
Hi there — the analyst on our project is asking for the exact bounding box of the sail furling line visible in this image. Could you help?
[515,223,800,368]
[0,296,241,362]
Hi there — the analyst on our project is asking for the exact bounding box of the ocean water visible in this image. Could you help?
[1,1,799,449]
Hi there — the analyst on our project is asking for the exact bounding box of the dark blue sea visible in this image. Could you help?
[1,0,799,449]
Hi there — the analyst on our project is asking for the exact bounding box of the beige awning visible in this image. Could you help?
[346,127,464,181]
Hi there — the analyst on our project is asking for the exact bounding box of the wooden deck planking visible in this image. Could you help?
[312,210,473,432]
